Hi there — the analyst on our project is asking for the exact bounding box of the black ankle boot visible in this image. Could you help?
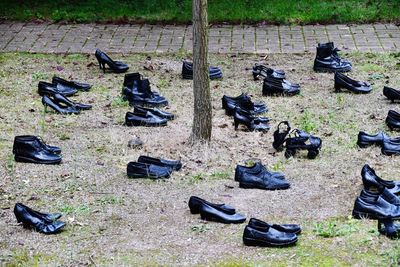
[13,136,62,164]
[313,42,352,73]
[13,135,61,155]
[233,108,270,132]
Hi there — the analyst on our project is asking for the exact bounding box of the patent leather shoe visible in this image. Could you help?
[352,194,400,219]
[13,135,62,164]
[252,64,286,80]
[188,196,236,215]
[52,76,92,92]
[222,93,267,116]
[313,42,352,73]
[138,155,181,171]
[233,108,270,132]
[13,135,61,155]
[357,131,388,148]
[95,49,129,73]
[262,76,301,96]
[243,225,297,247]
[52,93,92,110]
[125,111,167,127]
[127,162,171,179]
[38,81,77,97]
[334,72,371,94]
[199,202,246,224]
[15,203,62,222]
[182,61,223,80]
[235,161,285,181]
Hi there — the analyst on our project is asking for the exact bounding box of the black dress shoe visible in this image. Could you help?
[233,108,270,132]
[38,81,77,97]
[95,49,129,73]
[357,131,388,148]
[126,79,168,107]
[252,64,286,80]
[51,93,92,110]
[14,203,65,234]
[126,162,171,179]
[378,218,400,239]
[188,196,236,215]
[125,111,167,127]
[52,76,92,92]
[313,42,352,73]
[360,188,400,206]
[13,135,61,155]
[235,161,285,181]
[235,161,290,190]
[123,73,160,97]
[134,106,174,120]
[334,72,371,94]
[137,155,181,171]
[262,76,301,96]
[199,202,246,224]
[182,61,223,80]
[383,86,400,102]
[15,203,62,222]
[243,225,297,247]
[248,218,301,235]
[222,93,267,116]
[386,110,400,131]
[382,137,400,156]
[42,95,81,115]
[362,164,400,194]
[13,136,62,164]
[352,194,400,219]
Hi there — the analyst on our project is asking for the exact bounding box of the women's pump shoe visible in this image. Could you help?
[383,86,400,102]
[52,76,92,92]
[38,81,77,97]
[386,110,400,131]
[42,95,80,115]
[361,164,400,194]
[13,135,62,164]
[14,203,65,234]
[95,49,129,73]
[334,72,371,94]
[52,93,92,110]
[188,196,236,215]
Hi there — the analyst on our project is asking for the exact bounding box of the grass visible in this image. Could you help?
[0,0,399,24]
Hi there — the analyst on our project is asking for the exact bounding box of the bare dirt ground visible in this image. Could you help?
[0,51,400,266]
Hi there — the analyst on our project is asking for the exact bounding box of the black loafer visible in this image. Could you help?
[126,162,171,179]
[360,188,400,206]
[243,225,297,247]
[386,110,400,131]
[199,202,246,224]
[334,72,371,94]
[134,106,174,120]
[52,76,92,91]
[188,196,236,215]
[357,131,388,148]
[248,218,301,235]
[362,164,400,194]
[383,86,400,102]
[38,81,77,97]
[14,203,65,234]
[13,136,62,164]
[137,155,181,171]
[125,111,167,127]
[352,194,400,219]
[313,42,352,73]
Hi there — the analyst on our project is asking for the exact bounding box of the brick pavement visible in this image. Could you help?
[0,22,399,54]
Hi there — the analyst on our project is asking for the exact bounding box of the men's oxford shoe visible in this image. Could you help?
[243,225,297,247]
[313,42,352,73]
[199,202,246,224]
[14,203,65,234]
[188,196,236,215]
[334,72,371,94]
[13,136,62,164]
[52,76,92,92]
[138,155,181,171]
[127,162,171,179]
[386,110,400,131]
[248,218,301,235]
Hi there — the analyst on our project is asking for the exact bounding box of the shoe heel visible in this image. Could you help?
[234,120,239,130]
[334,83,341,92]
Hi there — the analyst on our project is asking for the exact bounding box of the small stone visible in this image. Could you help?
[128,137,143,149]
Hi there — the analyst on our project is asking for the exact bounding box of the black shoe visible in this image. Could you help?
[134,106,174,120]
[199,202,246,224]
[95,49,129,73]
[334,72,371,94]
[382,138,400,156]
[235,161,290,190]
[51,93,92,111]
[360,188,400,207]
[243,225,297,247]
[248,218,301,235]
[386,110,400,131]
[126,162,171,179]
[378,218,400,239]
[313,42,352,73]
[262,76,301,96]
[357,131,388,148]
[125,111,167,127]
[13,135,61,155]
[38,81,77,97]
[14,203,65,234]
[137,155,181,171]
[15,203,62,222]
[383,86,400,102]
[182,61,223,80]
[352,194,400,219]
[13,136,62,164]
[42,95,81,115]
[222,93,267,116]
[126,79,168,107]
[233,108,270,132]
[235,161,285,181]
[123,73,160,97]
[188,196,236,215]
[252,64,286,80]
[52,76,92,92]
[362,164,400,194]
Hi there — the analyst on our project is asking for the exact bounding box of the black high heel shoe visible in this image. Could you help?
[42,95,80,115]
[233,108,270,132]
[52,93,92,110]
[95,49,129,74]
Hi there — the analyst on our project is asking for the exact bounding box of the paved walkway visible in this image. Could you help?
[0,22,399,54]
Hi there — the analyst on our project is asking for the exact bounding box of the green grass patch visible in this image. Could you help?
[0,0,399,24]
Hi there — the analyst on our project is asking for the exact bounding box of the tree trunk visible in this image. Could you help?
[190,0,212,143]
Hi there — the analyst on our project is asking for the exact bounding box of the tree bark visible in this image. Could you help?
[190,0,212,143]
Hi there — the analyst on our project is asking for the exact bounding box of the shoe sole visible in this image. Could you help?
[313,66,352,73]
[125,122,168,127]
[243,237,297,247]
[127,173,170,179]
[14,156,62,164]
[239,182,290,190]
